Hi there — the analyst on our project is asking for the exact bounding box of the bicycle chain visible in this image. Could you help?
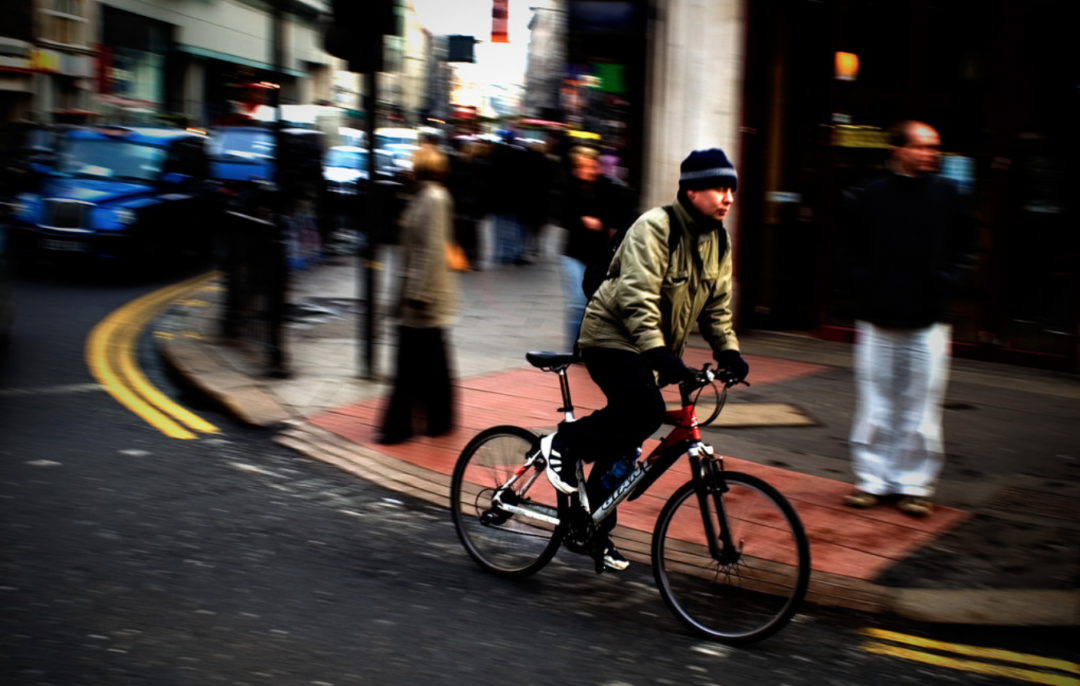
[562,497,607,573]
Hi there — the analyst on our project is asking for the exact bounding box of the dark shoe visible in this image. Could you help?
[424,424,453,438]
[376,433,411,445]
[897,496,933,517]
[540,432,577,494]
[602,536,629,572]
[843,489,880,509]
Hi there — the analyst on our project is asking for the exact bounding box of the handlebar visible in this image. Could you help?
[679,363,750,394]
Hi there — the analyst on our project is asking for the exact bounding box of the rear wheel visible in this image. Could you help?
[451,425,564,577]
[652,472,810,644]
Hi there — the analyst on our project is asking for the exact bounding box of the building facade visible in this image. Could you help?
[530,0,1076,370]
[95,0,336,127]
[522,1,566,121]
[736,0,1077,369]
[0,0,351,128]
[0,0,98,124]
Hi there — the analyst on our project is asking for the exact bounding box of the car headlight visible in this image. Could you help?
[114,208,137,225]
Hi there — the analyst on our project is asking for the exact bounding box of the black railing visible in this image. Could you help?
[218,207,289,378]
[214,176,406,380]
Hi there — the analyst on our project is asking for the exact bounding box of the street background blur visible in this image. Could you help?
[1,3,1079,679]
[1,0,1076,374]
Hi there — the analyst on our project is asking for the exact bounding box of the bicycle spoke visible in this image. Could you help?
[652,473,810,644]
[451,426,564,577]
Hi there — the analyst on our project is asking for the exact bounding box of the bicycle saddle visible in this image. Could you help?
[526,351,577,372]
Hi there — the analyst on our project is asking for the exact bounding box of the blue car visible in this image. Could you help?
[209,126,328,232]
[208,126,276,185]
[209,126,326,189]
[6,126,215,265]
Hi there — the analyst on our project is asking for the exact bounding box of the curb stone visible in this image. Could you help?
[158,335,293,427]
[155,275,1080,628]
[890,589,1080,626]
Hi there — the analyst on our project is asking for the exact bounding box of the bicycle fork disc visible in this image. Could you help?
[652,473,811,643]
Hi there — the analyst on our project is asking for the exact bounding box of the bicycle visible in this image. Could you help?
[450,351,811,644]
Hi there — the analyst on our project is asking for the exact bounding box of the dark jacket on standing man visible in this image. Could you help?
[845,172,977,328]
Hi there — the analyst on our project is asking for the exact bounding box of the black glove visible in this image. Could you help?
[714,349,749,383]
[643,347,695,387]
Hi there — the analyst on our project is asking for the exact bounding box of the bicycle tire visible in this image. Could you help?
[450,425,564,577]
[652,472,810,644]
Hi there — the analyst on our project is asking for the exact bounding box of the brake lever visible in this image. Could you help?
[720,376,751,389]
[701,363,715,384]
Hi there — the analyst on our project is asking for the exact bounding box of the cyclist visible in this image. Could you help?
[539,147,750,570]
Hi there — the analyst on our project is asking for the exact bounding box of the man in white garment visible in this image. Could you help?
[843,120,977,517]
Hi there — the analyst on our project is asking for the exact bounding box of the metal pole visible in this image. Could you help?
[268,0,288,377]
[361,69,379,379]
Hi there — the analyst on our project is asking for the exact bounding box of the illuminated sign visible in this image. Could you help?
[831,126,889,149]
[835,52,860,81]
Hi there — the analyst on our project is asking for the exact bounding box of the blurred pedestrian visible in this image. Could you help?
[518,139,554,263]
[599,146,626,183]
[558,145,629,351]
[377,146,458,444]
[449,140,483,269]
[842,120,976,517]
[487,136,525,264]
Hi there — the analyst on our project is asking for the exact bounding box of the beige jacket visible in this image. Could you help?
[577,197,739,357]
[397,181,457,328]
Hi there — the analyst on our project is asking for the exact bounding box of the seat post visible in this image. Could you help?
[557,368,575,422]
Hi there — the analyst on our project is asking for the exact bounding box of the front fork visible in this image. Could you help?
[689,445,741,565]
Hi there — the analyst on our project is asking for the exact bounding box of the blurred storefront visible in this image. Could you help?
[95,4,170,122]
[0,0,97,125]
[0,35,35,123]
[564,0,648,194]
[738,0,1078,370]
[87,0,334,128]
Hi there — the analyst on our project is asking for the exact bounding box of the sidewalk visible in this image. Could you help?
[157,235,1080,627]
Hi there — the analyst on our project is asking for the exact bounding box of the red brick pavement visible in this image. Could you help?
[310,351,968,582]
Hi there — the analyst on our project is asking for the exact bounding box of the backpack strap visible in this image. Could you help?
[662,204,694,274]
[586,205,684,299]
[662,205,679,255]
[663,203,725,270]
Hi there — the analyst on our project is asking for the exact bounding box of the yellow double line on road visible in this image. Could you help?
[86,272,221,440]
[861,628,1080,686]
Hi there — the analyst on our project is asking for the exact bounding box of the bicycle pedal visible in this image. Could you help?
[563,538,588,555]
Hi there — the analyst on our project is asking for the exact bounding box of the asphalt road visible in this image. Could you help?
[1,263,1075,686]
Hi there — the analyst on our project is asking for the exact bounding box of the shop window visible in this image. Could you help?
[41,0,88,48]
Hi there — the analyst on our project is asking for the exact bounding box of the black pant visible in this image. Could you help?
[558,347,666,532]
[379,326,454,440]
[455,216,479,266]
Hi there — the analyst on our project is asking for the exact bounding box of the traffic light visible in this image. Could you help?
[446,35,477,63]
[324,0,400,73]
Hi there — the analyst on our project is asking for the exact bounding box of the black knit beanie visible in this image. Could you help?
[679,148,738,192]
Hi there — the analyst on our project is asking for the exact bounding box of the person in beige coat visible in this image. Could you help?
[378,146,458,444]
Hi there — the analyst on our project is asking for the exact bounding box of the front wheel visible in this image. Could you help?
[652,472,810,644]
[450,426,564,577]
